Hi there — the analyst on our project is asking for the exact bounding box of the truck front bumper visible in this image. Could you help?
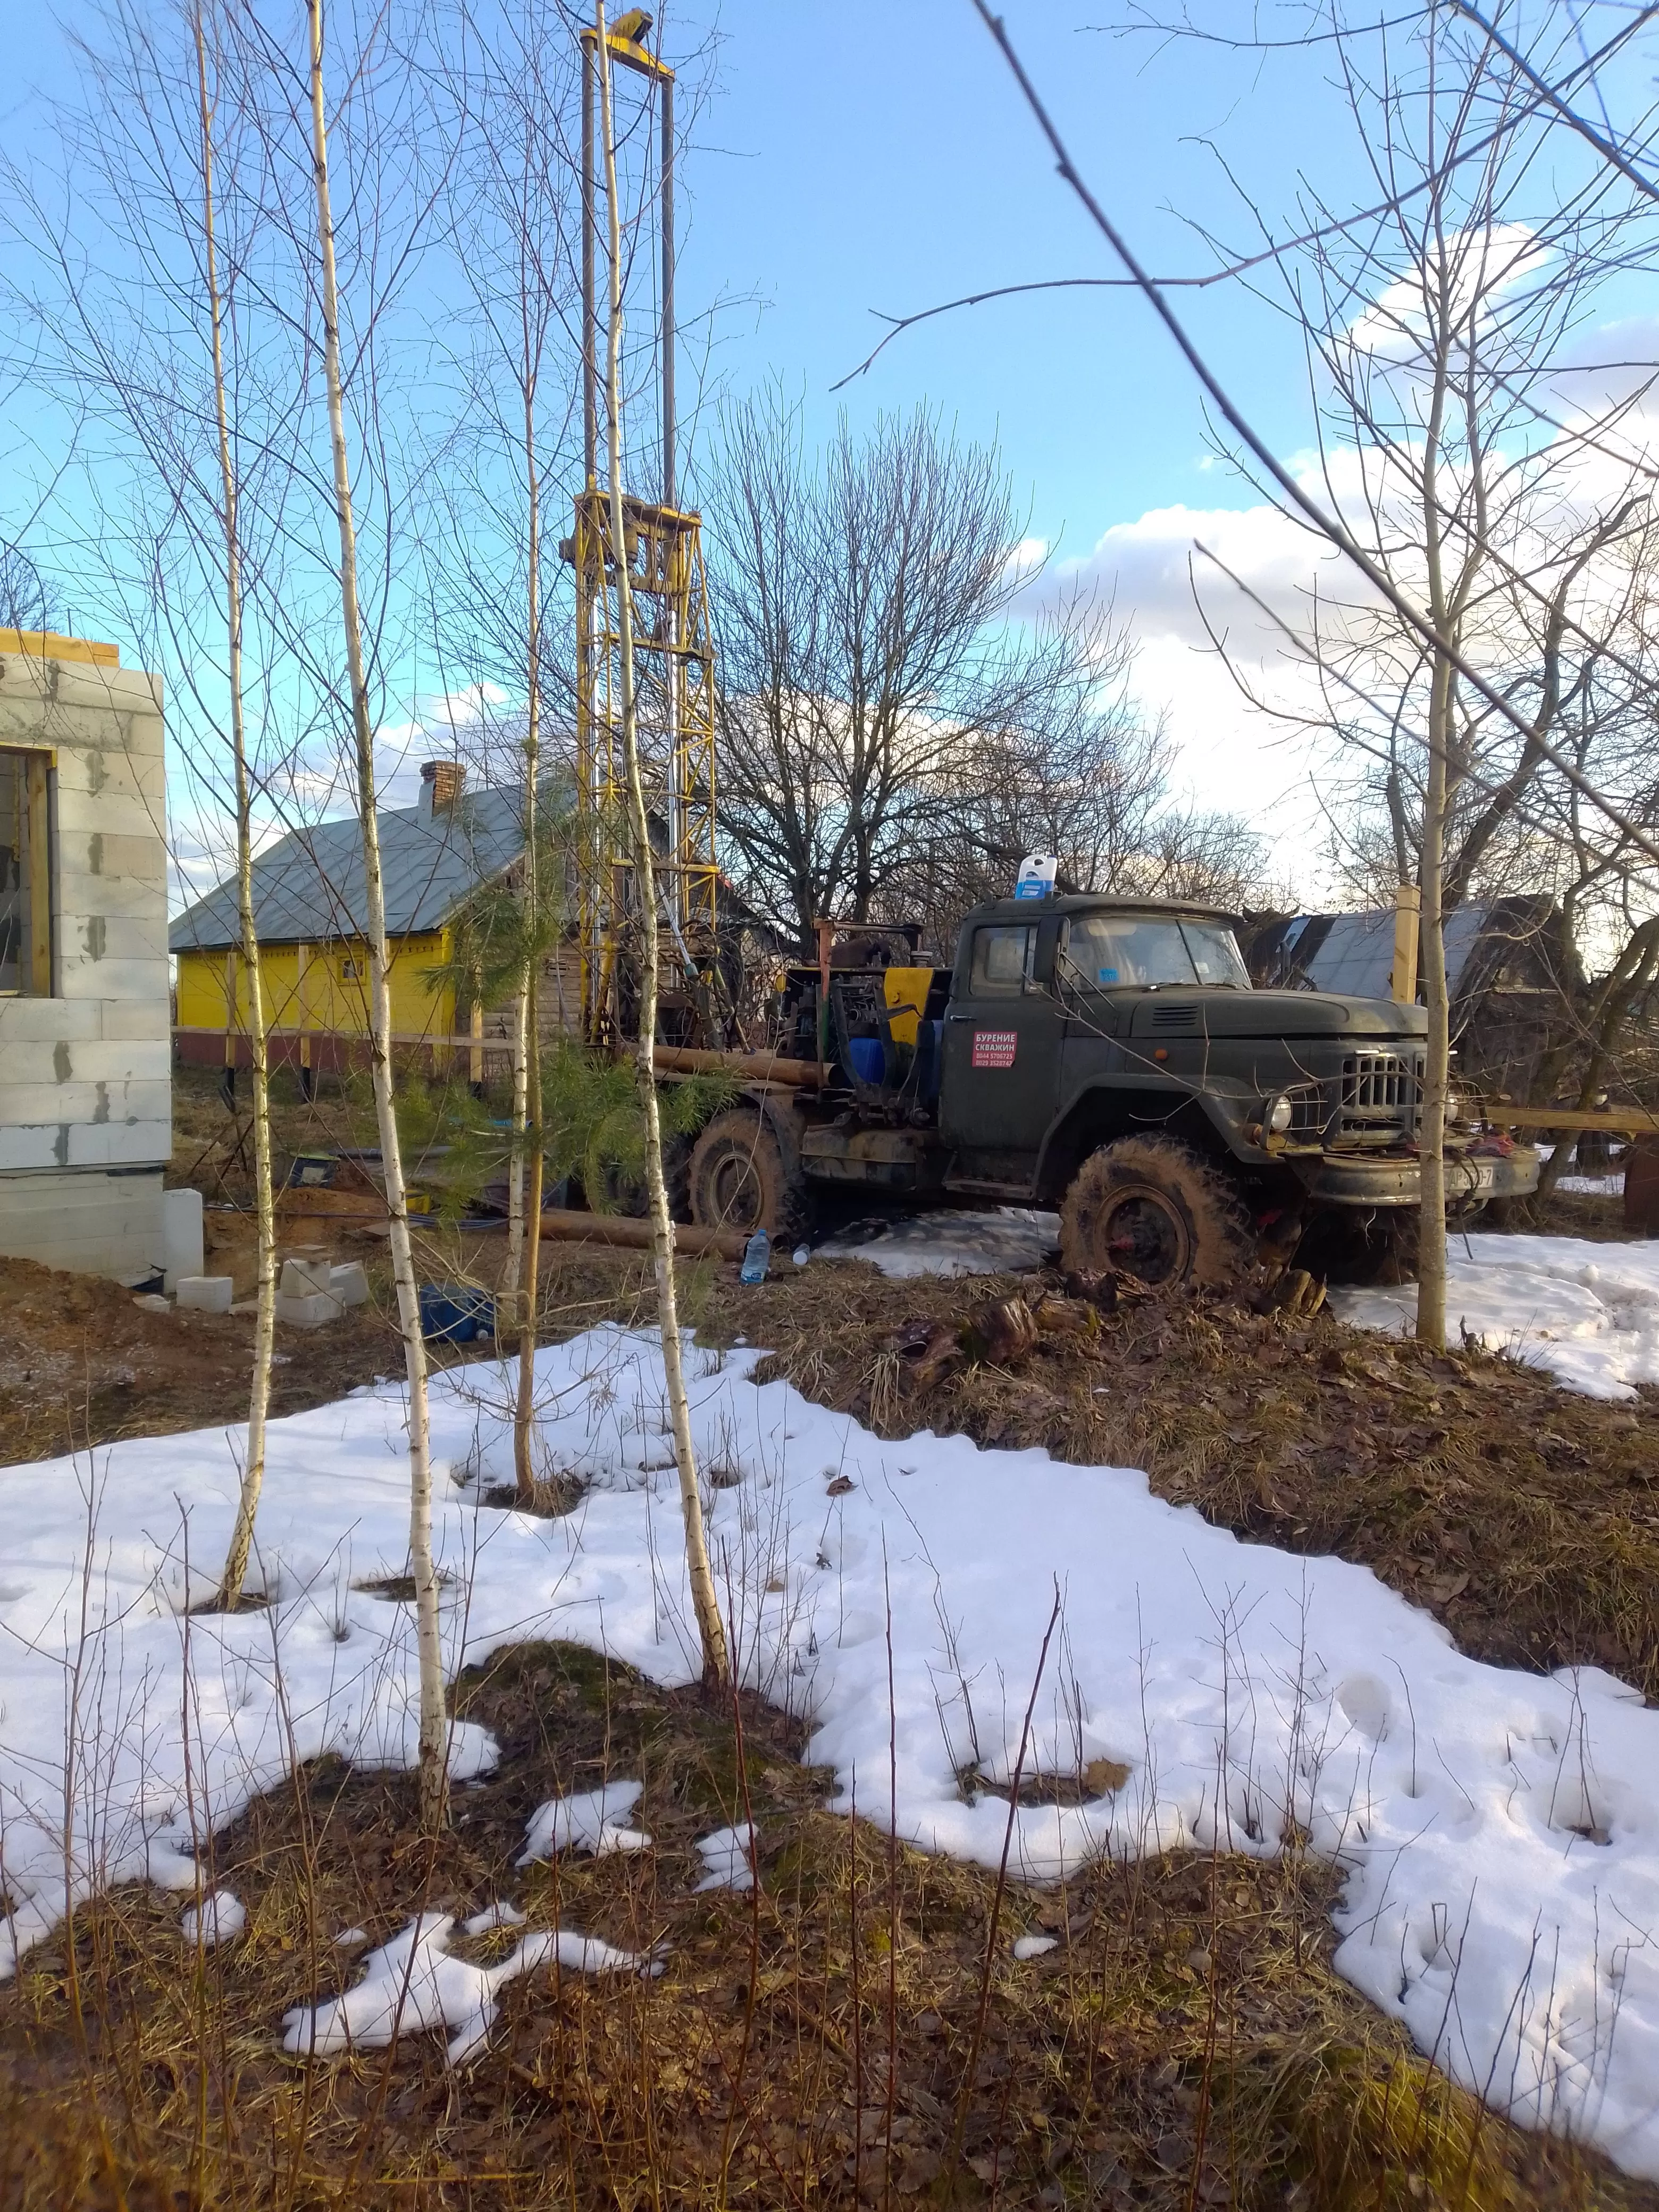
[1293,1144,1540,1208]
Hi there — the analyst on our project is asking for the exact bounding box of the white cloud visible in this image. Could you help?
[1349,223,1551,358]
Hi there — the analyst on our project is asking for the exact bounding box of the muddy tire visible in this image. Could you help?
[688,1107,810,1240]
[594,1137,689,1220]
[1060,1136,1251,1290]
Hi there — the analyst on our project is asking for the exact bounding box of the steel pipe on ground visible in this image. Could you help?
[536,1208,747,1260]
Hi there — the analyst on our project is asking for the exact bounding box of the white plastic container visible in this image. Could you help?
[1015,853,1058,900]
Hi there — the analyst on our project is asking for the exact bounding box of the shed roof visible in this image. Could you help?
[1247,895,1562,1003]
[169,783,527,952]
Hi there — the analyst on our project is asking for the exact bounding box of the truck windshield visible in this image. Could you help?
[1065,914,1250,989]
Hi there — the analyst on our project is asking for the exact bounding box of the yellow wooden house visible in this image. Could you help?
[170,761,563,1080]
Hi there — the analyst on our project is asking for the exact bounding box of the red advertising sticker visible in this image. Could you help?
[971,1029,1018,1069]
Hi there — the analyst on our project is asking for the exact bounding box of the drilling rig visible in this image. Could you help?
[571,9,722,1048]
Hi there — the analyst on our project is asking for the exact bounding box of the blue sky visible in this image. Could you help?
[676,0,1330,531]
[11,0,1659,899]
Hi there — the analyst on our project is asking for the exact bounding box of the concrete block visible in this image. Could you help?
[0,1037,166,1086]
[58,915,171,963]
[330,1261,370,1307]
[57,869,168,924]
[58,954,171,1004]
[0,1125,60,1170]
[0,1001,102,1045]
[0,1165,164,1277]
[66,1121,172,1170]
[176,1275,233,1313]
[280,1254,334,1297]
[99,1001,173,1043]
[51,765,160,818]
[275,1287,346,1328]
[163,1188,204,1288]
[0,1077,173,1127]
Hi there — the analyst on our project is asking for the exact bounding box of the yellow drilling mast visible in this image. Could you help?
[573,10,720,1046]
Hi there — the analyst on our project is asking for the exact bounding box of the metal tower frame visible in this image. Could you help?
[574,12,718,1044]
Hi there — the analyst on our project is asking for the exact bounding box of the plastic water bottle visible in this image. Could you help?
[740,1228,771,1285]
[792,1244,810,1268]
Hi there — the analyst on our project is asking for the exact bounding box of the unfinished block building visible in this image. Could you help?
[0,632,171,1276]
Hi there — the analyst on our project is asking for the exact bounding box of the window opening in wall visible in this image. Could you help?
[0,747,52,996]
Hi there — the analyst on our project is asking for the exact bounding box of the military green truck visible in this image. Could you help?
[678,894,1540,1287]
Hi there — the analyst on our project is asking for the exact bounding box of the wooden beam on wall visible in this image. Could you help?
[26,752,51,995]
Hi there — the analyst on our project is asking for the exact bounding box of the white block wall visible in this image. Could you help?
[0,650,170,1276]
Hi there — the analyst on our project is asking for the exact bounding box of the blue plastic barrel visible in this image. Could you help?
[419,1283,496,1343]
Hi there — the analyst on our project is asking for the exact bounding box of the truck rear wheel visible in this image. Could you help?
[689,1107,809,1240]
[1061,1136,1251,1290]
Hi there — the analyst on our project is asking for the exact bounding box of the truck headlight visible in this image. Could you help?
[1267,1094,1294,1134]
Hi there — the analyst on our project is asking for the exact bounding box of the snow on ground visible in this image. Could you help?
[815,1208,1060,1277]
[1,1328,1657,2171]
[519,1780,651,1863]
[181,1890,245,1948]
[1333,1233,1659,1398]
[281,1912,651,2063]
[694,1823,757,1893]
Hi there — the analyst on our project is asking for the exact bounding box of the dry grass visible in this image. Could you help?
[715,1263,1659,1703]
[2,1638,1651,2210]
[6,1145,1657,2205]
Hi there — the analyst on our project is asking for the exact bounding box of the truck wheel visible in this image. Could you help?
[594,1137,690,1220]
[689,1107,809,1239]
[1061,1136,1251,1290]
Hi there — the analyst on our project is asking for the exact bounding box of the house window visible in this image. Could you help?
[0,747,52,996]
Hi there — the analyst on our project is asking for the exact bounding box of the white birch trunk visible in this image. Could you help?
[304,0,448,1821]
[1416,653,1451,1350]
[596,4,727,1685]
[512,407,544,1502]
[195,11,276,1612]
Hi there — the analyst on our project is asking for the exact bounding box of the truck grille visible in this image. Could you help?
[1337,1051,1421,1139]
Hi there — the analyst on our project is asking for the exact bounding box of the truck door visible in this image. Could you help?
[940,914,1066,1187]
[1054,913,1127,1109]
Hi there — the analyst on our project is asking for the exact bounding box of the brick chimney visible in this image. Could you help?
[420,758,465,818]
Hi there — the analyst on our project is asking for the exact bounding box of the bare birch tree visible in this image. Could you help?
[192,5,277,1607]
[1,0,295,1595]
[300,0,448,1817]
[1178,10,1659,1338]
[595,1,727,1688]
[431,0,586,1504]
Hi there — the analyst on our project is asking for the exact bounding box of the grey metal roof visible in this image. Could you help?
[1261,898,1556,1001]
[169,784,529,951]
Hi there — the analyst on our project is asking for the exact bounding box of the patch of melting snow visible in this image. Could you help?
[180,1891,245,1948]
[3,1316,1659,2177]
[463,1900,527,1936]
[1333,1231,1659,1398]
[694,1823,757,1893]
[281,1912,655,2065]
[1012,1934,1058,1960]
[814,1208,1060,1279]
[518,1780,651,1864]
